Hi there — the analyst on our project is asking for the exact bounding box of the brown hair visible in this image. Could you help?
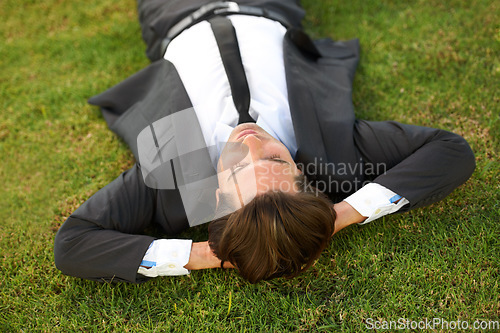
[208,174,335,283]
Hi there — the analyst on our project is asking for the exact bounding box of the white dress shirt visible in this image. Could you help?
[138,15,409,277]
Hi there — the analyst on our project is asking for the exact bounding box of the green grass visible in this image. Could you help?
[1,0,498,331]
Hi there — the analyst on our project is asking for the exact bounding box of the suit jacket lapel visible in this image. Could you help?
[284,32,363,198]
[283,31,328,175]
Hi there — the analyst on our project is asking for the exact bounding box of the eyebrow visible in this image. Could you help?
[227,158,290,182]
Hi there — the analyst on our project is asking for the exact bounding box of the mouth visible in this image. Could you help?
[236,130,258,140]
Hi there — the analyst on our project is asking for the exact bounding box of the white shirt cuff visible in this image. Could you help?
[344,183,409,224]
[137,239,192,277]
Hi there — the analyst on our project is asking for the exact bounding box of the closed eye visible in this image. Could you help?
[226,157,290,181]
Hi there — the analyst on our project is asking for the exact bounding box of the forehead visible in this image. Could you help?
[253,162,299,190]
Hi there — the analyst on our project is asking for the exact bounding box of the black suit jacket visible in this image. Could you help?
[54,0,475,283]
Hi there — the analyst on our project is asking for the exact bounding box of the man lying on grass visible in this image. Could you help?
[54,0,475,283]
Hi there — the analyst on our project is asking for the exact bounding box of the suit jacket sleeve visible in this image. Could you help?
[353,120,475,211]
[54,164,159,283]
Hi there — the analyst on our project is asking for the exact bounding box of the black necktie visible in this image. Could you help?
[209,16,255,124]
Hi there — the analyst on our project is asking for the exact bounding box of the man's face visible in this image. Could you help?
[216,123,301,209]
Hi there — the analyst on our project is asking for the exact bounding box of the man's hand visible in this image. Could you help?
[184,241,234,270]
[332,201,367,235]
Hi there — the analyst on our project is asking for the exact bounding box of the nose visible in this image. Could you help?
[242,135,263,161]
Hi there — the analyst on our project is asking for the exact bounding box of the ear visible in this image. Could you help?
[294,161,303,174]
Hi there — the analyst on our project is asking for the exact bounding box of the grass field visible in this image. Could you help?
[1,0,499,331]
